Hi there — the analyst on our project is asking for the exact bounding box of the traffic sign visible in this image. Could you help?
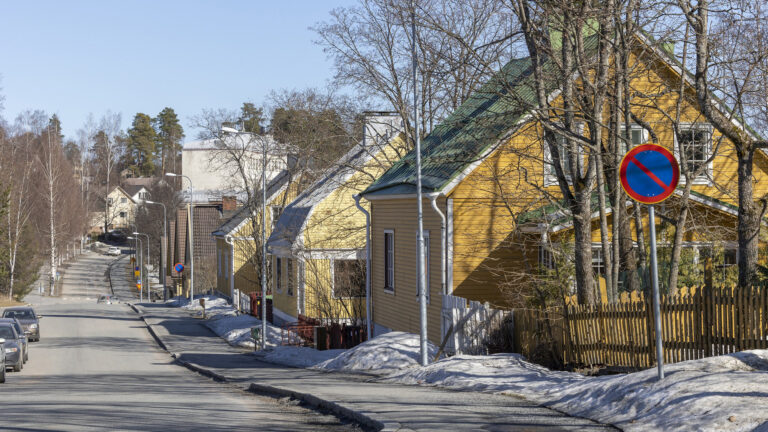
[174,263,185,273]
[620,144,679,204]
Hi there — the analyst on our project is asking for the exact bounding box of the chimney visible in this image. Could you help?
[222,196,237,212]
[362,111,403,147]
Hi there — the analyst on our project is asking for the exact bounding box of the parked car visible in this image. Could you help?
[2,307,41,342]
[106,247,121,256]
[0,324,23,372]
[97,294,120,304]
[0,318,28,363]
[0,338,6,383]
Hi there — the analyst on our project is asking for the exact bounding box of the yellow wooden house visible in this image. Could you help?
[266,113,407,325]
[212,169,309,307]
[360,35,768,344]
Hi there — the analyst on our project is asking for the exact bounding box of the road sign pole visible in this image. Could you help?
[648,204,664,380]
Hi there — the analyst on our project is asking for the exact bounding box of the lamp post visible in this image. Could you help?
[144,200,167,301]
[221,126,268,350]
[166,173,194,301]
[133,232,150,302]
[128,236,143,301]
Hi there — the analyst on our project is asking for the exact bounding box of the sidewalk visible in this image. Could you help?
[132,302,613,431]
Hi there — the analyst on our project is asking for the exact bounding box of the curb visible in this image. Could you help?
[130,303,388,431]
[246,383,395,431]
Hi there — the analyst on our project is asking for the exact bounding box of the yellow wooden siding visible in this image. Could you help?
[271,255,298,319]
[370,198,446,344]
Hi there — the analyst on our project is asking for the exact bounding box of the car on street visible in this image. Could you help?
[97,294,120,304]
[106,247,121,256]
[0,324,23,372]
[2,307,41,342]
[0,318,28,363]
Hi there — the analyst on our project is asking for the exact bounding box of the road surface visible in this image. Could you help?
[1,250,361,432]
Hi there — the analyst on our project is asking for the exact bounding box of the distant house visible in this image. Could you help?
[266,113,405,325]
[88,186,136,233]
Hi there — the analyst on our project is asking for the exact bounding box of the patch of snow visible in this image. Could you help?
[205,313,282,349]
[253,346,345,368]
[316,331,439,375]
[384,349,768,432]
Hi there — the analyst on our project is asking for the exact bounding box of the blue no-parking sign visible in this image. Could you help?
[174,263,185,273]
[620,144,680,204]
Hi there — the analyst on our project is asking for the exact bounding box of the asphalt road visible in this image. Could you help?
[0,250,361,432]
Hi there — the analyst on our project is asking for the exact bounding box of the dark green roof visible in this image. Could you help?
[363,56,543,196]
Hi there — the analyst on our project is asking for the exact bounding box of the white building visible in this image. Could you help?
[181,134,288,203]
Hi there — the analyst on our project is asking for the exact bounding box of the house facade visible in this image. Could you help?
[361,37,768,344]
[89,186,136,233]
[267,113,406,325]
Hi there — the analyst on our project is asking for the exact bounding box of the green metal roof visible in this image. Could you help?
[363,56,544,196]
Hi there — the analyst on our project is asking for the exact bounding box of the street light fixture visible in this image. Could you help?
[144,200,168,301]
[133,232,150,302]
[166,173,195,301]
[127,236,143,301]
[221,126,268,350]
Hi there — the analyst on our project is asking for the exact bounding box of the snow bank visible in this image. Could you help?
[386,349,768,432]
[205,313,282,349]
[253,346,345,368]
[316,331,439,375]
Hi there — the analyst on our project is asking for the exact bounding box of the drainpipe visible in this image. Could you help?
[353,194,372,341]
[225,236,235,309]
[428,193,447,295]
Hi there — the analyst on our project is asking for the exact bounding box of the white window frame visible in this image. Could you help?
[286,258,293,297]
[120,197,128,204]
[383,230,395,294]
[544,124,584,186]
[275,257,283,294]
[674,123,714,185]
[618,124,648,155]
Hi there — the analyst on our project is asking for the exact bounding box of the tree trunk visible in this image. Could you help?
[573,190,596,305]
[737,150,759,287]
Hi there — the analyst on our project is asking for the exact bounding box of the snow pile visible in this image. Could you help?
[316,331,439,375]
[385,349,768,432]
[181,295,234,317]
[253,346,345,368]
[205,313,282,349]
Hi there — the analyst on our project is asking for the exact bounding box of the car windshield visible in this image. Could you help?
[0,326,16,339]
[3,310,34,320]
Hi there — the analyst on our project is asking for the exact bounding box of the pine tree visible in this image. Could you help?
[153,107,184,175]
[127,113,157,176]
[240,103,264,133]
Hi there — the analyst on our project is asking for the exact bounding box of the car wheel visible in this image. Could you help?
[13,359,21,372]
[23,352,28,363]
[0,367,5,383]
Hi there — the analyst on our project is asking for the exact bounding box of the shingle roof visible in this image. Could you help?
[122,184,146,198]
[363,57,541,196]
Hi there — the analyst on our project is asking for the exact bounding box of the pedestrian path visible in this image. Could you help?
[133,302,613,432]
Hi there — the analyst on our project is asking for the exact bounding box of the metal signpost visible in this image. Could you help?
[619,144,680,381]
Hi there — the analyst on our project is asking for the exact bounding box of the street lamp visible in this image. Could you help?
[144,200,167,301]
[133,232,150,302]
[166,173,195,301]
[221,126,268,350]
[127,236,143,301]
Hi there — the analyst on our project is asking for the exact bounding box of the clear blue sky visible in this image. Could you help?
[0,1,354,140]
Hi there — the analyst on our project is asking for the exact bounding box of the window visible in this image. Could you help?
[287,259,293,296]
[218,250,222,276]
[271,206,283,230]
[416,231,430,301]
[384,230,394,292]
[619,125,648,154]
[119,211,126,219]
[275,257,282,293]
[592,247,606,277]
[539,245,555,271]
[107,198,113,206]
[333,259,366,298]
[678,125,712,182]
[120,197,127,204]
[544,129,582,185]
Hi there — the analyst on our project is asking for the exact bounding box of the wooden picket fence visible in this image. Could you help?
[513,286,768,369]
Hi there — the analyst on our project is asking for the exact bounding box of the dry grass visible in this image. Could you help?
[0,298,23,308]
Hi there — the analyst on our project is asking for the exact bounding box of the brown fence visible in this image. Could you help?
[513,286,768,369]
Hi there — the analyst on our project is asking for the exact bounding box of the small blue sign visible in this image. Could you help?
[174,263,185,273]
[135,266,140,271]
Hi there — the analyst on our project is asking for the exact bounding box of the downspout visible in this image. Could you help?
[428,193,447,296]
[225,236,235,309]
[353,194,372,341]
